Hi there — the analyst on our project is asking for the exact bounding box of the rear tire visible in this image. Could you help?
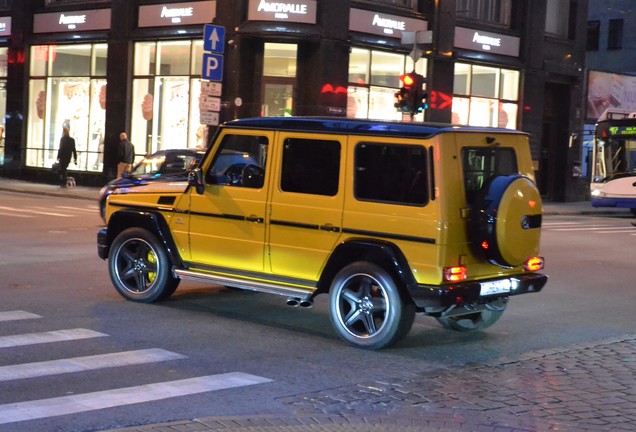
[108,227,179,302]
[328,262,415,350]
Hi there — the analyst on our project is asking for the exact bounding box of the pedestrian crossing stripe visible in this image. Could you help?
[0,310,42,322]
[0,328,108,348]
[0,349,186,382]
[0,373,272,425]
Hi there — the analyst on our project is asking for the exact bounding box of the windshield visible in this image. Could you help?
[593,137,636,182]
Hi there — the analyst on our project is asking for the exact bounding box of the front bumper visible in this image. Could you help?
[97,228,108,260]
[408,272,547,309]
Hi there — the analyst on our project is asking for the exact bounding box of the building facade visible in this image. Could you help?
[0,0,588,201]
[583,0,635,181]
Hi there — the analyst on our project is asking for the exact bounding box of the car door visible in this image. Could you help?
[188,130,272,274]
[267,132,345,282]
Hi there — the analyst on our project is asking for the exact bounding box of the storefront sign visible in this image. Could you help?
[349,8,427,38]
[248,0,317,24]
[34,9,111,33]
[0,17,10,37]
[455,27,519,57]
[139,1,216,27]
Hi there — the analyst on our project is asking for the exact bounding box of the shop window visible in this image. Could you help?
[26,44,107,172]
[456,0,512,27]
[131,40,207,156]
[262,43,297,117]
[608,19,624,50]
[452,63,519,129]
[347,48,427,121]
[587,20,600,51]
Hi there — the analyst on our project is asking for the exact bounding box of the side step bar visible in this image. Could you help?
[173,268,316,299]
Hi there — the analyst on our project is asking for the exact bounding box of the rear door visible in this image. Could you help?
[267,132,346,282]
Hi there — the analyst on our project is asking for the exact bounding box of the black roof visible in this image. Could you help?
[222,117,521,139]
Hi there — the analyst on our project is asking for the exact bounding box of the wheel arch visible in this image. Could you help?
[316,239,417,300]
[104,210,183,268]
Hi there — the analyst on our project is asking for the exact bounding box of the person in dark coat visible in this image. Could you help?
[57,128,77,188]
[117,132,135,178]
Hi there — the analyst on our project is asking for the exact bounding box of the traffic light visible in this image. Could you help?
[394,72,428,115]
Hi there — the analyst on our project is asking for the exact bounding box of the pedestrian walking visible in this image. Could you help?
[117,132,135,178]
[56,128,77,188]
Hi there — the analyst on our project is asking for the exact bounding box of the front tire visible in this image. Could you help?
[108,227,179,302]
[329,262,415,350]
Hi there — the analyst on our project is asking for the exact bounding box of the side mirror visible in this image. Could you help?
[188,168,205,194]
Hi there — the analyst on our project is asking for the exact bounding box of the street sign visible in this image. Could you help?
[203,24,225,54]
[201,81,222,97]
[200,111,220,126]
[200,95,221,112]
[202,52,223,82]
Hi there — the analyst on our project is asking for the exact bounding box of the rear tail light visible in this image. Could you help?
[443,266,467,282]
[524,256,544,272]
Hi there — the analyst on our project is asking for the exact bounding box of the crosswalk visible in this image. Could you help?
[0,204,98,218]
[542,220,636,235]
[0,310,272,427]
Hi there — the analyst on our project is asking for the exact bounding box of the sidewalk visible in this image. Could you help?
[2,177,635,432]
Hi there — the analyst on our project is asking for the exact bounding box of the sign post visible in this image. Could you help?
[200,24,225,126]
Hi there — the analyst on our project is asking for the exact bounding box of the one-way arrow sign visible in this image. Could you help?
[204,24,225,54]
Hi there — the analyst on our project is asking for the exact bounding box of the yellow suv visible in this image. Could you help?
[97,117,546,350]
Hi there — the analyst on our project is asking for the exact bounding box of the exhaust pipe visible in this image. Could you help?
[299,298,313,308]
[286,297,300,307]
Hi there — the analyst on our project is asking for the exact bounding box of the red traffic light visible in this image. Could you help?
[400,73,415,88]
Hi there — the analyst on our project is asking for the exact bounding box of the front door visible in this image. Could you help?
[188,131,272,273]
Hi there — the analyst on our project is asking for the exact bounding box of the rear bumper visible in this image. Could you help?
[409,273,547,309]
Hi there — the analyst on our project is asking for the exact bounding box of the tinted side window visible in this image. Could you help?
[462,147,517,204]
[355,143,428,206]
[280,138,341,196]
[207,134,268,188]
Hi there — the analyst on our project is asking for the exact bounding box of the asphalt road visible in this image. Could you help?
[0,190,635,432]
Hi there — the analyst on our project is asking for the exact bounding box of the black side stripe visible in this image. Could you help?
[131,208,436,245]
[342,228,436,244]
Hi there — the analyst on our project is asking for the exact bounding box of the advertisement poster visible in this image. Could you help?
[587,70,636,122]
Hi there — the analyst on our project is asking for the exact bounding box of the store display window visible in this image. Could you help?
[26,44,107,172]
[452,63,519,129]
[131,40,207,156]
[347,48,427,121]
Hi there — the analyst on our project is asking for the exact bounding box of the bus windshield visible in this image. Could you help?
[593,137,636,181]
[593,121,636,182]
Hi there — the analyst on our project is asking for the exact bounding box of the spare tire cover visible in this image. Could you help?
[470,175,542,268]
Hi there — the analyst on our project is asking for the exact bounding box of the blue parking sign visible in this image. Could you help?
[204,24,225,54]
[202,52,223,82]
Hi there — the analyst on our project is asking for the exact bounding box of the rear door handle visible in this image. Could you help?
[245,215,264,223]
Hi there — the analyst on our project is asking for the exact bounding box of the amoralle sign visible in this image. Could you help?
[248,0,317,24]
[455,27,519,57]
[349,8,427,39]
[34,9,111,33]
[139,1,216,27]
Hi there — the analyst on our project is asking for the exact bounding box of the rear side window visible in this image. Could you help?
[355,143,429,206]
[462,147,518,204]
[280,138,341,196]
